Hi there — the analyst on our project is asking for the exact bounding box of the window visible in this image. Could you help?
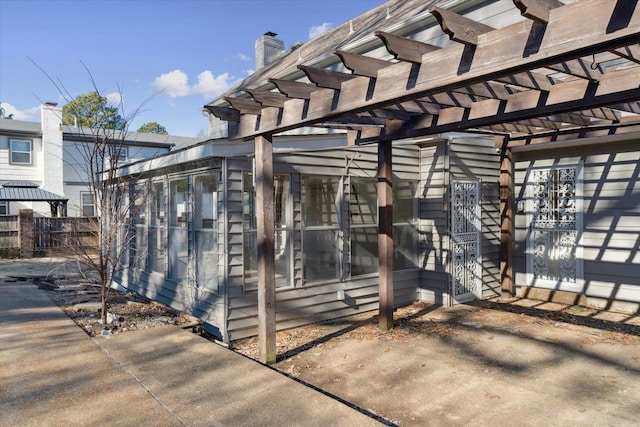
[0,202,8,215]
[393,180,419,270]
[302,176,340,283]
[243,171,291,290]
[81,193,95,217]
[10,139,32,165]
[148,181,166,274]
[350,178,378,276]
[195,173,218,292]
[168,178,188,280]
[129,182,148,270]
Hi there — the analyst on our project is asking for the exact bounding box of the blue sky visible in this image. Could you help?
[0,0,383,137]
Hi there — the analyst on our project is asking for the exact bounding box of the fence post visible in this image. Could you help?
[19,209,35,259]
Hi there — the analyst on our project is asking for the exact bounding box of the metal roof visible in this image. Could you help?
[0,182,68,202]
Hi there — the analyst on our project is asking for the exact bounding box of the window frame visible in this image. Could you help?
[80,192,96,217]
[242,171,292,291]
[9,139,33,165]
[0,201,8,215]
[301,175,342,284]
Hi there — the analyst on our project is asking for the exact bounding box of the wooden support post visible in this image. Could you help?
[255,135,276,364]
[378,140,394,330]
[499,138,514,297]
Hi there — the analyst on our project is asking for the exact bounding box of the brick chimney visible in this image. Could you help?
[255,31,285,70]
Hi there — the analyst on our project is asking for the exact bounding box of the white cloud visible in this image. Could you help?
[192,71,234,99]
[309,23,333,39]
[105,92,123,105]
[233,52,251,62]
[0,103,40,121]
[152,69,191,97]
[152,69,238,100]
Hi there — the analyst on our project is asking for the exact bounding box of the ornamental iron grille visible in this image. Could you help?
[530,167,577,283]
[451,180,481,301]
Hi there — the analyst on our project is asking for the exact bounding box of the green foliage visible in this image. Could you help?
[137,121,168,135]
[62,91,126,130]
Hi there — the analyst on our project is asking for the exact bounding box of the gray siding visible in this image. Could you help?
[417,142,449,304]
[513,140,639,311]
[449,136,501,300]
[226,144,421,341]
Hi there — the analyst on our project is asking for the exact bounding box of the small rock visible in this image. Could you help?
[100,329,112,338]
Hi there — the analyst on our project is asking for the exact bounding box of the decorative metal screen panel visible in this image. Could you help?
[531,167,577,283]
[451,180,481,299]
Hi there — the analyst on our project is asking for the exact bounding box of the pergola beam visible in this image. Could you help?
[224,97,262,115]
[246,89,289,108]
[514,0,564,24]
[270,78,318,99]
[334,50,394,78]
[298,65,357,90]
[375,30,440,63]
[429,6,494,46]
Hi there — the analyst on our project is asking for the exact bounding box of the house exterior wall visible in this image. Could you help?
[225,144,422,341]
[416,136,500,305]
[449,136,501,300]
[512,139,640,312]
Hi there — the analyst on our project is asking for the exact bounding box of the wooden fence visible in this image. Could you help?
[0,216,19,254]
[0,214,99,257]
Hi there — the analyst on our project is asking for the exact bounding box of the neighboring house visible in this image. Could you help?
[0,103,199,217]
[110,0,640,355]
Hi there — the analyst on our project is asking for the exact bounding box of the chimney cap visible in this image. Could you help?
[264,31,277,37]
[44,101,58,106]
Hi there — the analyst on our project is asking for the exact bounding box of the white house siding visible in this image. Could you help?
[225,144,422,341]
[513,140,640,312]
[449,136,501,300]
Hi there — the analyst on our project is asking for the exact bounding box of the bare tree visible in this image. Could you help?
[37,63,153,325]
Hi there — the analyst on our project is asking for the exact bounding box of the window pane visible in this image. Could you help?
[82,206,95,217]
[196,229,217,291]
[151,182,165,226]
[350,179,377,225]
[11,140,31,152]
[394,181,417,223]
[244,230,290,290]
[351,226,378,276]
[302,177,339,227]
[244,172,289,230]
[11,152,31,164]
[195,174,216,229]
[170,179,188,228]
[303,229,339,283]
[148,227,165,273]
[168,228,188,280]
[0,202,7,215]
[394,224,418,270]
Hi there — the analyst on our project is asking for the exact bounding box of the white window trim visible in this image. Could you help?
[9,139,33,165]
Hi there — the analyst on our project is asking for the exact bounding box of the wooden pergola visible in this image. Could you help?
[208,0,640,364]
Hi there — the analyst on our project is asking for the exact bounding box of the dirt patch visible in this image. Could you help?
[231,301,640,426]
[40,278,202,337]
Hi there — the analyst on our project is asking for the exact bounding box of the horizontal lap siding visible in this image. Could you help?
[513,141,640,311]
[418,143,449,304]
[228,271,420,341]
[226,145,421,341]
[449,137,501,300]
